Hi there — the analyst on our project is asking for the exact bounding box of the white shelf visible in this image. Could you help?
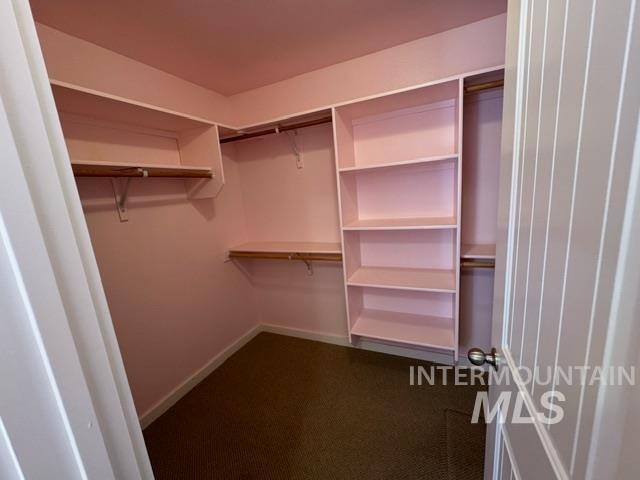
[461,244,496,260]
[351,308,455,350]
[347,266,456,293]
[52,82,212,132]
[343,216,457,231]
[71,159,212,171]
[229,241,342,254]
[338,154,458,173]
[71,160,212,178]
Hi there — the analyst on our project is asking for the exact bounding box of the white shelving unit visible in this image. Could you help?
[333,79,463,359]
[52,83,224,196]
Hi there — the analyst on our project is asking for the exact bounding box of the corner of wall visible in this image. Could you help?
[228,13,507,126]
[35,22,237,126]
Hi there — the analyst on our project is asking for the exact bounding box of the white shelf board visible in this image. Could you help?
[347,266,456,293]
[229,241,342,254]
[461,244,496,260]
[52,82,213,132]
[70,159,212,172]
[338,153,458,173]
[343,216,457,231]
[350,308,455,351]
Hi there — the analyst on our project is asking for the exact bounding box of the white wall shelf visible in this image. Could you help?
[229,241,341,255]
[342,216,457,231]
[350,309,455,351]
[461,244,496,260]
[347,266,456,293]
[71,160,213,178]
[53,83,225,199]
[338,154,458,173]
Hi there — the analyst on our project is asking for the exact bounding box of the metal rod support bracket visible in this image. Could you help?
[298,255,313,275]
[286,130,303,169]
[112,176,131,222]
[111,168,148,221]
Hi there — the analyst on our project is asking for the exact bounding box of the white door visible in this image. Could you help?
[482,0,640,479]
[1,0,153,477]
[0,96,118,479]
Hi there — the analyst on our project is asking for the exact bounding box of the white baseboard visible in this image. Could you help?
[260,323,350,347]
[355,337,456,365]
[139,324,262,428]
[261,323,468,366]
[140,323,472,427]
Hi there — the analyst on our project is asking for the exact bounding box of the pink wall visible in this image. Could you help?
[230,14,506,126]
[226,124,347,337]
[36,23,234,126]
[232,124,341,244]
[37,14,506,128]
[247,261,347,337]
[75,157,258,417]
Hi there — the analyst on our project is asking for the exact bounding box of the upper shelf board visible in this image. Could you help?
[52,83,214,133]
[71,160,213,178]
[343,216,457,231]
[461,244,496,260]
[229,241,342,255]
[338,154,458,173]
[347,266,456,293]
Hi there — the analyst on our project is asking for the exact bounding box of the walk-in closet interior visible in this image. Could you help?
[30,0,508,477]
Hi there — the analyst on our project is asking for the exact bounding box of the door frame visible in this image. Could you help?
[1,0,152,477]
[485,0,528,478]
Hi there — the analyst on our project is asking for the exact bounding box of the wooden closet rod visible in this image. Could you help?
[72,164,213,178]
[464,79,504,94]
[460,260,495,269]
[220,116,333,144]
[228,251,342,262]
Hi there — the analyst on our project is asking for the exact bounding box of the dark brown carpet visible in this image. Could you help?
[144,333,486,479]
[444,410,486,480]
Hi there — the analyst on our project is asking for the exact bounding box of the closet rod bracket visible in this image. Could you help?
[289,253,313,275]
[112,177,131,222]
[301,258,313,276]
[111,172,136,222]
[111,168,148,221]
[285,130,303,169]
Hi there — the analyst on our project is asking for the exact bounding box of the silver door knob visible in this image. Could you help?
[468,347,499,370]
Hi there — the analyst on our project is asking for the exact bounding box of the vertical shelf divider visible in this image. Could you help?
[331,107,355,342]
[454,78,464,362]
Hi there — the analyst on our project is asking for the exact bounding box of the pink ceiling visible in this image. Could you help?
[30,0,506,96]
